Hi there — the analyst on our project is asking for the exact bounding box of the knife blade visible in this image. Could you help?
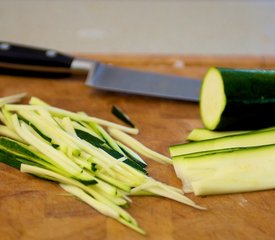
[0,41,201,101]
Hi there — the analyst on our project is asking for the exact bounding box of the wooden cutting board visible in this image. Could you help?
[1,55,275,240]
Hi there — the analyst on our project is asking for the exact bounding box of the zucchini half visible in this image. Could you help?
[200,67,275,130]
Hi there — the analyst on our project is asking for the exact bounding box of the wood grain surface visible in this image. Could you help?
[1,55,275,240]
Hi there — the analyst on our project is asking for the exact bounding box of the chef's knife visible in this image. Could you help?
[0,41,201,101]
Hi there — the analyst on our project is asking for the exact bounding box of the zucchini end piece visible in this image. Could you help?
[200,67,226,130]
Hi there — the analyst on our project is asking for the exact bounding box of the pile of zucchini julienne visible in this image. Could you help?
[0,93,205,235]
[170,67,275,196]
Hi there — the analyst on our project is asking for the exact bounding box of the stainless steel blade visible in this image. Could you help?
[85,63,201,101]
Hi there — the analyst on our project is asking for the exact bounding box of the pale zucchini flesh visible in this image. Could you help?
[200,67,226,130]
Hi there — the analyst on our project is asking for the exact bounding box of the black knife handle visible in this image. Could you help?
[0,41,74,77]
[0,41,73,67]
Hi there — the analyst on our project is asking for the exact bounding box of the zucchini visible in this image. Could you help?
[200,67,275,131]
[112,105,135,128]
[186,128,249,141]
[108,128,172,165]
[173,144,275,196]
[170,127,275,157]
[0,92,26,107]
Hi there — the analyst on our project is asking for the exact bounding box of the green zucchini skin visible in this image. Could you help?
[201,67,275,130]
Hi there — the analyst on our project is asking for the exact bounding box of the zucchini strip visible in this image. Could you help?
[187,128,249,141]
[108,128,172,165]
[111,105,135,128]
[0,125,23,142]
[0,92,26,107]
[60,183,119,218]
[29,96,49,106]
[116,141,147,168]
[131,178,205,210]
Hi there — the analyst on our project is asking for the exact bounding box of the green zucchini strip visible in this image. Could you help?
[0,92,26,107]
[131,178,205,210]
[187,128,249,141]
[60,183,119,218]
[0,125,23,142]
[29,96,49,106]
[108,128,172,165]
[111,105,135,128]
